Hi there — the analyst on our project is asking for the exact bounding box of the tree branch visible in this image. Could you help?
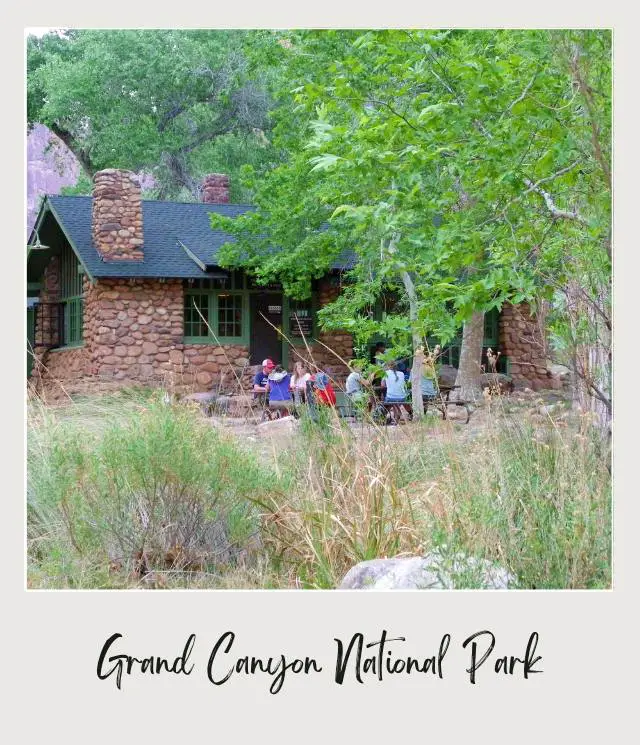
[523,176,588,224]
[500,72,538,120]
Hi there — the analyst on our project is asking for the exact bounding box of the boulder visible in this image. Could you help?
[226,394,255,416]
[339,552,516,590]
[547,363,571,380]
[437,365,458,387]
[256,415,299,438]
[537,403,559,416]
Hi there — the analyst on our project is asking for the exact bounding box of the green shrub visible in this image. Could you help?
[28,399,273,587]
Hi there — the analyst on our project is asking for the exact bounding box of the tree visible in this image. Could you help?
[27,29,277,199]
[213,30,610,423]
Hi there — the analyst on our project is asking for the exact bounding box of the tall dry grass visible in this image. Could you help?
[27,389,611,589]
[258,404,611,588]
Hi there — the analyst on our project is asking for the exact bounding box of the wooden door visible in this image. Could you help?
[249,293,283,365]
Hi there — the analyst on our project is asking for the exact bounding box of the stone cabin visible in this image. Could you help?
[27,169,553,392]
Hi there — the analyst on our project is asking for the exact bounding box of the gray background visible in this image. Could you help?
[6,3,635,742]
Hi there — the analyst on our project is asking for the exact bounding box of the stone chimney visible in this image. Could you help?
[201,173,230,204]
[92,169,144,261]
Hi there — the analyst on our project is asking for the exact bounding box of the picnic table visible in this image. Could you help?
[372,383,473,425]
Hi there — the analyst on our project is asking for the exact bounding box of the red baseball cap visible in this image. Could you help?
[262,358,275,370]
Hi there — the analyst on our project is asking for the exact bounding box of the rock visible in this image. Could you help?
[437,365,459,387]
[547,363,571,379]
[339,552,516,590]
[212,395,232,415]
[226,394,255,416]
[538,404,558,416]
[256,415,299,437]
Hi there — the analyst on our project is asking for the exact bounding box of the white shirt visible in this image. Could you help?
[291,372,311,390]
[383,370,407,399]
[345,371,362,395]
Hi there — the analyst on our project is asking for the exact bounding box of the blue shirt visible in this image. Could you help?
[253,370,269,388]
[268,374,292,402]
[253,370,269,399]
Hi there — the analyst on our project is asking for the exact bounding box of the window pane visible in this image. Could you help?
[218,294,243,338]
[184,294,209,337]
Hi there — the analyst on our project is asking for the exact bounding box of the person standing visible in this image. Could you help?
[370,341,387,366]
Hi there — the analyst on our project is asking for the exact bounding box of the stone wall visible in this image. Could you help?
[31,256,60,386]
[92,169,144,261]
[81,278,249,391]
[84,278,183,381]
[42,346,90,381]
[34,274,354,393]
[34,268,560,395]
[34,255,59,347]
[499,302,553,390]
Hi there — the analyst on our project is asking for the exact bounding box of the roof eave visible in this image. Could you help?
[44,199,96,282]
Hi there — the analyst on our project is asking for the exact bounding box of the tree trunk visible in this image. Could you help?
[400,270,424,417]
[384,232,425,417]
[454,311,485,401]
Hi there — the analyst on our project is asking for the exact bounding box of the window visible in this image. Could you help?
[59,242,84,347]
[217,294,243,338]
[183,288,246,342]
[184,293,210,338]
[64,297,83,346]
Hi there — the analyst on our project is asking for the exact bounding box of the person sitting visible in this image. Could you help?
[381,361,409,424]
[345,359,375,410]
[266,365,294,416]
[370,341,387,366]
[345,360,365,399]
[312,371,337,407]
[396,358,411,381]
[253,358,275,399]
[421,374,438,399]
[290,360,311,405]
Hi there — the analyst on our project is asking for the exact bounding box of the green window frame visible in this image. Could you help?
[483,307,499,348]
[59,242,84,348]
[63,296,84,347]
[183,290,248,344]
